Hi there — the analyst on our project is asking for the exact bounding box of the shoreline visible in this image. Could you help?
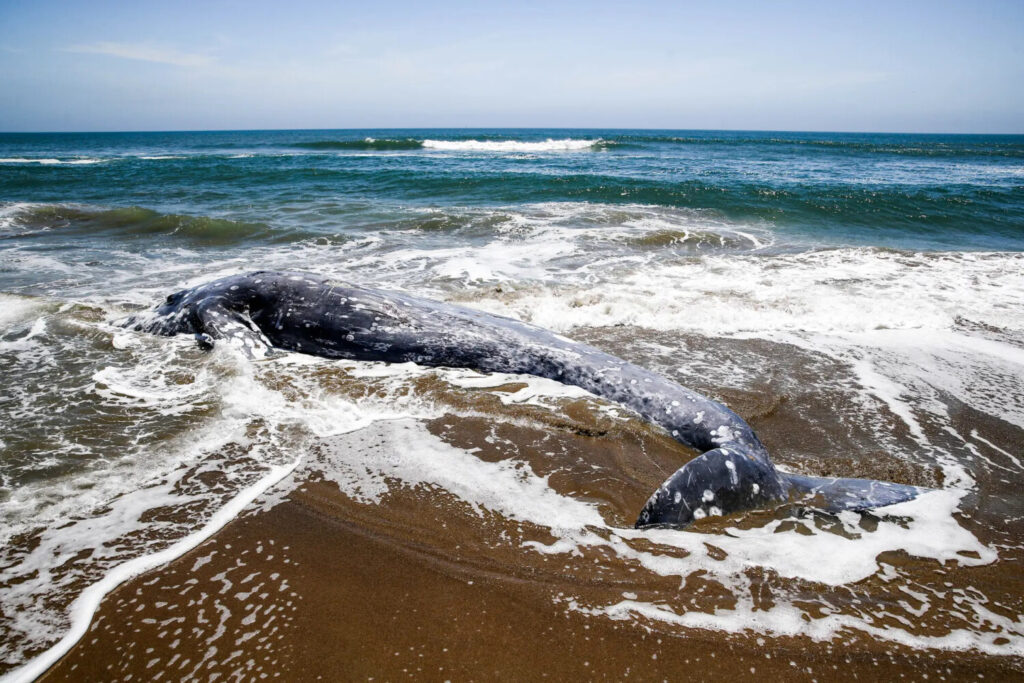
[3,328,1023,679]
[1,460,300,683]
[39,467,1024,681]
[18,387,1024,680]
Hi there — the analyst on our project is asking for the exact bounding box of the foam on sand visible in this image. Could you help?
[0,332,438,677]
[2,335,1018,676]
[310,419,1017,655]
[0,459,300,683]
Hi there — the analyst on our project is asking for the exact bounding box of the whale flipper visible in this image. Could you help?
[193,302,276,360]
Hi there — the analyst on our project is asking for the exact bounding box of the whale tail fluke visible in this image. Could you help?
[635,448,929,529]
[779,472,926,513]
[635,446,788,528]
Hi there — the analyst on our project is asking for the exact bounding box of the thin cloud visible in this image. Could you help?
[64,42,213,68]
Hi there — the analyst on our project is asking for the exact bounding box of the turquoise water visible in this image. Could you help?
[1,129,1022,266]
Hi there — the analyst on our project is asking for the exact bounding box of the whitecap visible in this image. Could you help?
[422,138,600,152]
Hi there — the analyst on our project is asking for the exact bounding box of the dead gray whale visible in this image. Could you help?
[122,270,926,528]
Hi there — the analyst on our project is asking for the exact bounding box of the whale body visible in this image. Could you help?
[121,271,926,528]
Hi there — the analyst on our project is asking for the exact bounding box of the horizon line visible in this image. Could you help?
[2,126,1022,136]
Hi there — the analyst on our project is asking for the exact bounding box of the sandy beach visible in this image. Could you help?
[43,428,1022,681]
[26,333,1024,681]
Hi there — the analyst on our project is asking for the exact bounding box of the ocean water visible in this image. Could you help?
[1,129,1023,675]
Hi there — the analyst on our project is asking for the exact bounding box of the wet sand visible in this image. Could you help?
[44,434,1024,678]
[43,478,1022,682]
[27,334,1024,681]
[46,483,1024,679]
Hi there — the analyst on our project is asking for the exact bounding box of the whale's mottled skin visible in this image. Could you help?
[122,271,926,528]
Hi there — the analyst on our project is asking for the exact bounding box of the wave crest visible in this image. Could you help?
[422,138,602,152]
[1,204,316,246]
[0,157,105,165]
[291,138,423,151]
[288,138,605,153]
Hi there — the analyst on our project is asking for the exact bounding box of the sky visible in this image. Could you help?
[0,0,1022,133]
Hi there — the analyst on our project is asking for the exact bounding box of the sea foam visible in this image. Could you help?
[422,138,600,152]
[305,416,1017,655]
[0,158,105,165]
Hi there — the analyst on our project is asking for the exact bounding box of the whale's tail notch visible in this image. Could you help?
[635,447,929,529]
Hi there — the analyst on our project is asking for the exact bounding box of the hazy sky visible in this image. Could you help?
[1,0,1021,132]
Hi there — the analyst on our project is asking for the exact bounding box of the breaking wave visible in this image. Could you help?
[289,137,606,153]
[291,137,424,151]
[421,138,604,152]
[0,203,326,246]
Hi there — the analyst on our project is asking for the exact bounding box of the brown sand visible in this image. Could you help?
[44,438,1024,679]
[42,480,1023,682]
[35,334,1024,681]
